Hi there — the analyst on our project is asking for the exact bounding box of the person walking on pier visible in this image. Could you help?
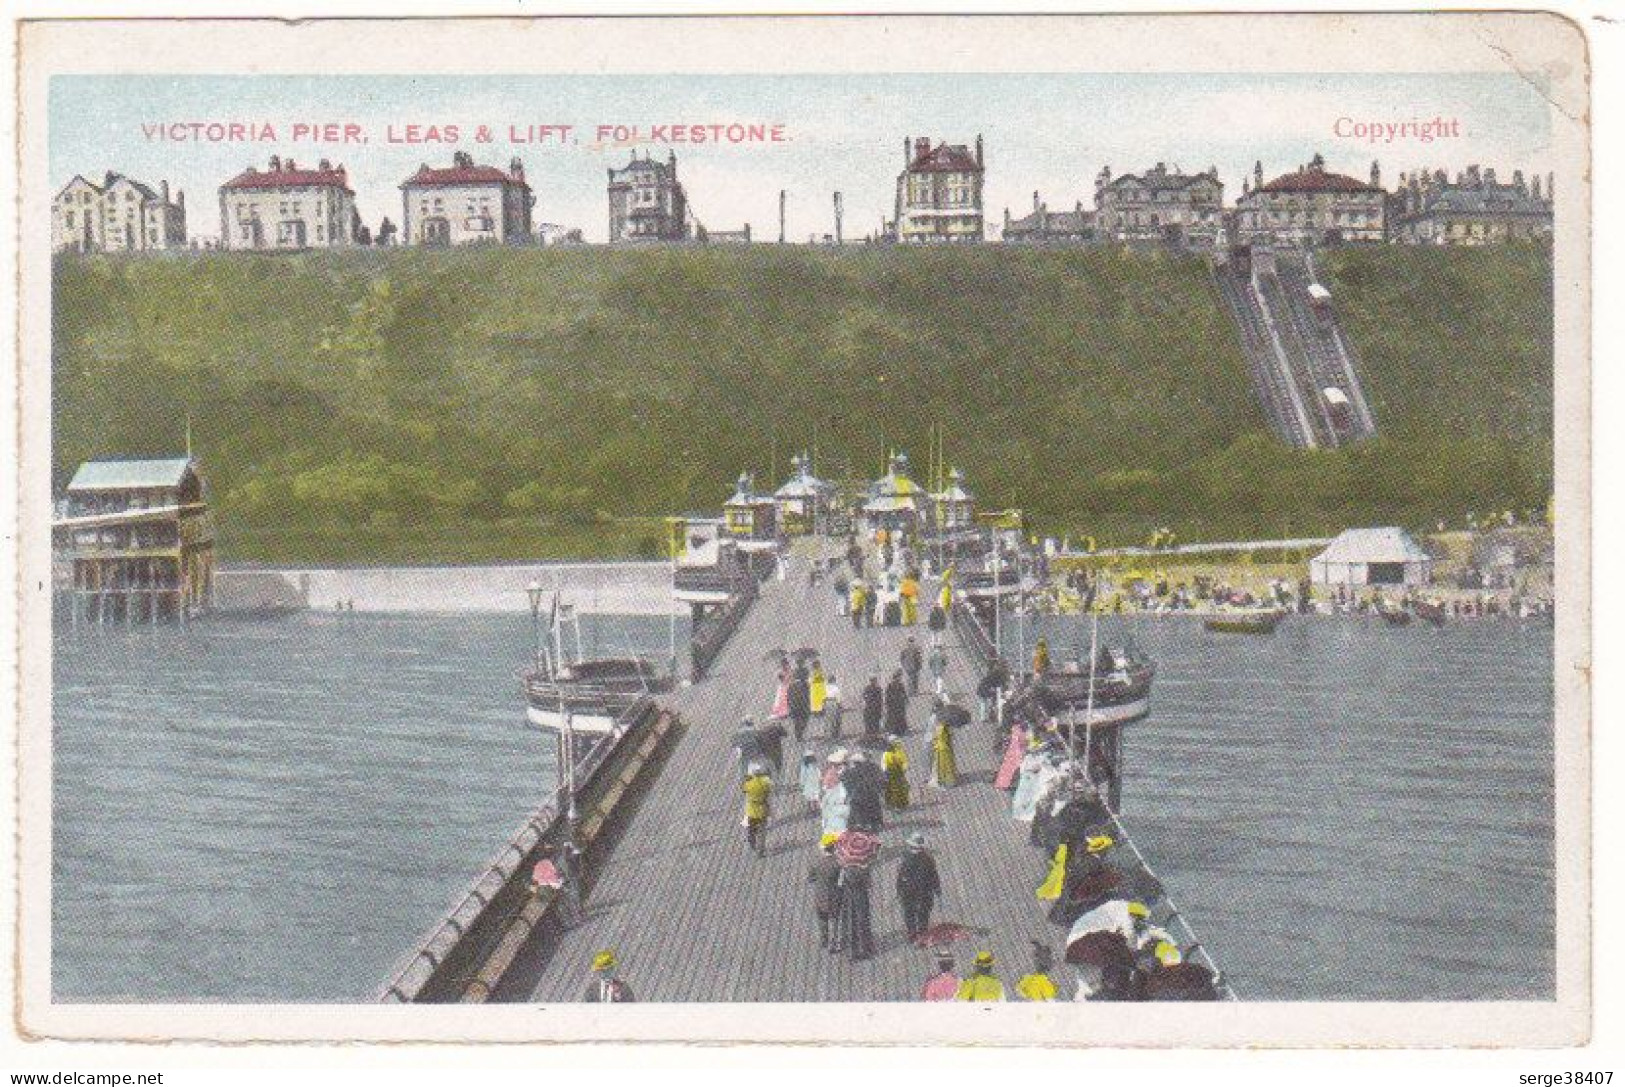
[742,762,773,858]
[957,951,1006,1001]
[823,672,843,739]
[850,580,868,631]
[863,583,879,628]
[884,671,909,737]
[583,950,636,1003]
[883,737,910,810]
[808,833,843,950]
[862,677,884,743]
[1033,637,1051,677]
[833,829,879,961]
[733,717,764,780]
[896,832,941,944]
[834,567,850,616]
[820,751,851,837]
[788,664,813,743]
[900,638,924,696]
[800,751,823,813]
[976,657,1010,726]
[900,572,920,626]
[810,661,828,717]
[1016,943,1059,1001]
[771,661,791,721]
[927,642,948,697]
[844,751,885,831]
[927,699,960,789]
[921,953,960,1000]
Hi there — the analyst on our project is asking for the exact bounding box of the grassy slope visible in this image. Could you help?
[51,245,1551,562]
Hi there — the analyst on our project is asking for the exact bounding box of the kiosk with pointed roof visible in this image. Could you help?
[722,472,779,552]
[772,453,834,537]
[862,450,926,536]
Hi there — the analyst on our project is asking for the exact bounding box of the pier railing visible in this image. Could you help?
[690,573,758,682]
[951,596,1001,669]
[378,697,678,1003]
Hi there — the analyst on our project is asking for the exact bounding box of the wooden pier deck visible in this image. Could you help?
[512,552,1073,1003]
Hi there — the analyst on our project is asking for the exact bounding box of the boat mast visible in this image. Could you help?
[1081,610,1099,789]
[552,595,578,836]
[668,525,679,676]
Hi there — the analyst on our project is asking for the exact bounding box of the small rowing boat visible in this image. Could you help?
[1203,610,1282,634]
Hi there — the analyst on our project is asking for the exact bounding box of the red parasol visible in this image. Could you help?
[834,829,880,869]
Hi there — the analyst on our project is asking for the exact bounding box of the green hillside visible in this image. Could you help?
[51,244,1552,562]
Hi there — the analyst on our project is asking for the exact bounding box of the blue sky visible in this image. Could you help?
[49,72,1554,243]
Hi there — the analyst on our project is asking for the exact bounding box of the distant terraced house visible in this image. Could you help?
[1388,165,1553,246]
[887,135,985,244]
[1094,162,1223,247]
[401,152,535,246]
[1235,153,1387,246]
[53,172,187,253]
[218,155,360,250]
[1001,192,1096,244]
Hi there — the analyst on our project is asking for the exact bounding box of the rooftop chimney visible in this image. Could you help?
[160,180,170,203]
[510,157,525,182]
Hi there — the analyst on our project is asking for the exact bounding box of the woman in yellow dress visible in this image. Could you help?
[883,738,910,809]
[928,701,959,788]
[899,575,920,626]
[810,662,828,716]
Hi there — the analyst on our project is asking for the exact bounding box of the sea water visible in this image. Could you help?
[52,609,1552,1001]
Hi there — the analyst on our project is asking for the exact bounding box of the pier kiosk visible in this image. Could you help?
[53,456,215,624]
[772,453,834,537]
[862,450,925,539]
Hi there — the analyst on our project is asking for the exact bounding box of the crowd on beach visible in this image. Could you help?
[563,530,1223,1003]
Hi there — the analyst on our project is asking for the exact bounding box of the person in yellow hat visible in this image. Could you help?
[1016,943,1059,1001]
[957,951,1006,1001]
[583,949,635,1002]
[808,832,843,950]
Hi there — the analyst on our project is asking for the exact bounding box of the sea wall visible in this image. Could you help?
[218,561,681,615]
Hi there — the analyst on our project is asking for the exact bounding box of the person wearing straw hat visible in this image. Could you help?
[808,832,844,950]
[1016,943,1059,1001]
[742,761,773,858]
[582,949,635,1003]
[819,751,851,838]
[956,951,1006,1001]
[896,832,941,945]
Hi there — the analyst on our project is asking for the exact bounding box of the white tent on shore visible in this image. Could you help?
[1310,527,1433,587]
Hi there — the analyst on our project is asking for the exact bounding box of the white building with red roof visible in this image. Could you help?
[889,135,985,244]
[218,155,359,250]
[1235,153,1387,246]
[400,152,534,247]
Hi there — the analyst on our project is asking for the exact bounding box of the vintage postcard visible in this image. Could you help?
[11,12,1589,1047]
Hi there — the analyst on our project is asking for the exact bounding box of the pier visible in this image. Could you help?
[387,536,1231,1003]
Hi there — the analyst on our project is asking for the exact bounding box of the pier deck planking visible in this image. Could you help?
[518,553,1081,1003]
